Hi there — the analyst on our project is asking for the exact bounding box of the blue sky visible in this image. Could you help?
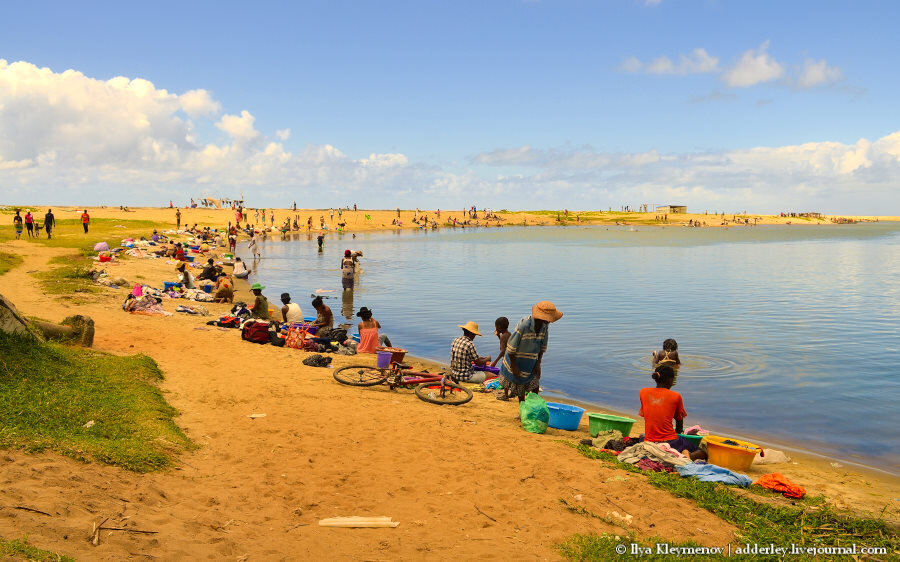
[1,0,898,213]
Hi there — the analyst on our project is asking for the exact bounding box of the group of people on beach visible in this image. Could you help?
[11,209,57,239]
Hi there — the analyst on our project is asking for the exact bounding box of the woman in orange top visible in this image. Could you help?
[356,307,381,354]
[639,365,706,460]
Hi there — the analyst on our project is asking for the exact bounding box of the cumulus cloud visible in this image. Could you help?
[180,89,221,117]
[275,128,291,141]
[793,58,844,88]
[622,48,719,75]
[722,41,784,87]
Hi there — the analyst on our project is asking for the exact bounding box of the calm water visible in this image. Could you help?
[250,223,900,473]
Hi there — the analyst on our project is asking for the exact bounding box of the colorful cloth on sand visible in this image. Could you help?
[603,437,638,452]
[676,463,752,486]
[618,442,690,468]
[590,430,623,448]
[636,458,675,473]
[754,473,806,498]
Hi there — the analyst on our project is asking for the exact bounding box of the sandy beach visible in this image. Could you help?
[0,206,897,559]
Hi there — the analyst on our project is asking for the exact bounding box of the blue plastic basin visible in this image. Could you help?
[546,402,586,431]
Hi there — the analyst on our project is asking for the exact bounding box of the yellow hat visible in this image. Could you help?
[458,321,482,336]
[532,301,563,322]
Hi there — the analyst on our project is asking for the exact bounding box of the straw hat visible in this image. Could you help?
[532,301,563,322]
[458,321,482,336]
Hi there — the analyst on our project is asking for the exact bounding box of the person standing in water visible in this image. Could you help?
[341,250,355,290]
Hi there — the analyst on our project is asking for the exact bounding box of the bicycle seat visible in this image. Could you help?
[394,363,412,370]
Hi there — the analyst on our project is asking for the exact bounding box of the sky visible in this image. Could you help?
[1,0,898,213]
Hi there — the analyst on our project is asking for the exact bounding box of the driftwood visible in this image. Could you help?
[318,516,399,528]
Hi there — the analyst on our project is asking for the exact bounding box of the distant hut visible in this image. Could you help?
[655,205,687,214]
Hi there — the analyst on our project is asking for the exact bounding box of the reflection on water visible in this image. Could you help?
[252,222,900,473]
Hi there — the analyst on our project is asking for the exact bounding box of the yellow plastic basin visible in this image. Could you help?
[705,435,762,472]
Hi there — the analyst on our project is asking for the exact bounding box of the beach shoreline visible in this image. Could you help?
[0,206,898,558]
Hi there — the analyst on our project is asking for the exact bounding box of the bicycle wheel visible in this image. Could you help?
[414,380,473,405]
[334,365,387,387]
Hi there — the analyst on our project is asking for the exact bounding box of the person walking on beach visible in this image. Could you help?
[341,249,355,290]
[498,301,563,402]
[449,321,491,383]
[24,211,34,237]
[44,209,55,239]
[176,208,182,230]
[13,211,23,240]
[81,209,90,233]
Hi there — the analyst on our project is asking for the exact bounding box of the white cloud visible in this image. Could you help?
[722,41,784,87]
[622,48,719,75]
[275,128,291,141]
[359,153,409,167]
[216,110,259,141]
[793,58,844,88]
[180,89,221,117]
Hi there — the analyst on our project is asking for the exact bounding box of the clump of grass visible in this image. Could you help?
[0,251,24,276]
[0,331,192,472]
[0,536,74,561]
[33,254,99,296]
[559,442,899,561]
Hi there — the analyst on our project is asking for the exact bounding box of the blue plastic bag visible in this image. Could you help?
[520,392,550,434]
[484,378,501,390]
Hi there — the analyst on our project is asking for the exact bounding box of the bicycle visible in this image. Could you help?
[333,361,474,406]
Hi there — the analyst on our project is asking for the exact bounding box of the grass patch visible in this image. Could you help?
[0,251,23,276]
[34,254,99,296]
[0,536,74,561]
[558,443,899,561]
[0,218,167,251]
[0,330,192,472]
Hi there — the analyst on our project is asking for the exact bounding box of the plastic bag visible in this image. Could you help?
[519,392,549,434]
[484,378,501,390]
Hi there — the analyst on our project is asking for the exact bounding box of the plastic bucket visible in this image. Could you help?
[376,347,406,364]
[376,350,393,369]
[677,433,704,446]
[202,285,213,294]
[704,435,761,472]
[547,402,585,431]
[587,413,636,437]
[224,253,234,259]
[98,255,112,262]
[186,256,195,262]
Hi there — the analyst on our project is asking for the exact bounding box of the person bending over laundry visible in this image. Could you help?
[233,257,250,279]
[652,338,680,369]
[449,321,491,383]
[197,258,219,281]
[213,274,234,303]
[638,365,706,461]
[311,296,333,330]
[177,263,195,289]
[499,301,563,402]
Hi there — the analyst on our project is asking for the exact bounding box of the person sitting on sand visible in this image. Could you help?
[233,257,250,279]
[449,322,491,383]
[197,258,219,281]
[356,307,390,353]
[311,296,333,330]
[652,338,681,369]
[249,283,269,320]
[177,263,195,289]
[280,293,303,324]
[175,243,186,261]
[639,365,706,461]
[213,274,234,303]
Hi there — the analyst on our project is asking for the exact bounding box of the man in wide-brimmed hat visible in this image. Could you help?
[498,301,563,402]
[449,321,492,383]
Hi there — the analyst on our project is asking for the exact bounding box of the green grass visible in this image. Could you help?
[0,251,24,276]
[33,254,99,297]
[557,443,899,561]
[0,536,74,561]
[0,330,192,472]
[0,218,167,251]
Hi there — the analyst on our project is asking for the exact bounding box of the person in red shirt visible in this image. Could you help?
[81,210,90,233]
[639,365,706,460]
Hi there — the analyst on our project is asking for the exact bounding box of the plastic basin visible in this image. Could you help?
[186,256,195,262]
[705,435,761,472]
[587,413,636,437]
[163,282,181,291]
[98,255,112,263]
[677,433,704,446]
[376,346,406,364]
[546,402,585,431]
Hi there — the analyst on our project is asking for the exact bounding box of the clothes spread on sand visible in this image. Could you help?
[590,430,623,448]
[124,295,171,316]
[618,441,690,468]
[753,449,792,465]
[754,473,806,498]
[636,458,675,473]
[676,463,752,486]
[603,437,639,452]
[638,387,686,442]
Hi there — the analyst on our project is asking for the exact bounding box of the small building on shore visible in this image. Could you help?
[655,205,687,214]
